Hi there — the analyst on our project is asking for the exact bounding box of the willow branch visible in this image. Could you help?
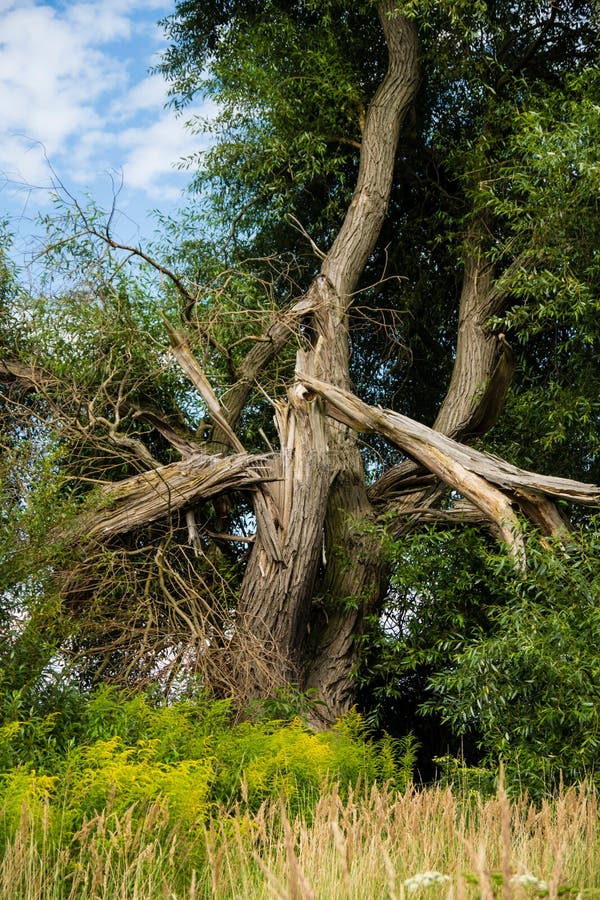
[66,451,274,542]
[298,375,600,560]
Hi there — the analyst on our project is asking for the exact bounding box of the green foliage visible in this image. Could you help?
[424,528,600,793]
[247,683,325,723]
[0,687,418,853]
[64,736,214,830]
[362,520,600,794]
[160,1,378,241]
[0,440,82,730]
[0,768,57,844]
[481,66,600,481]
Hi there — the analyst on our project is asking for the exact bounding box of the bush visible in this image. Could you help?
[359,518,600,795]
[0,686,418,853]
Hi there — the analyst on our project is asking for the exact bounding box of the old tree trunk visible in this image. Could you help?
[2,1,598,726]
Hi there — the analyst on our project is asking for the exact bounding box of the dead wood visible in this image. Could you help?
[67,451,273,542]
[0,358,59,392]
[298,374,599,560]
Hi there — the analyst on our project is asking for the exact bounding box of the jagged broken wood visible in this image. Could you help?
[297,374,600,562]
[70,451,272,542]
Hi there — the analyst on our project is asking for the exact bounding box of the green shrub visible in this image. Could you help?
[0,687,418,849]
[421,527,600,794]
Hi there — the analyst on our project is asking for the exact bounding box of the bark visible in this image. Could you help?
[303,466,384,724]
[432,243,515,439]
[231,391,332,698]
[68,451,271,542]
[298,374,600,553]
[321,2,420,299]
[231,2,421,713]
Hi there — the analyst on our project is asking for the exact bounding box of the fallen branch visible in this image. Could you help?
[67,451,273,542]
[298,374,599,561]
[298,375,600,507]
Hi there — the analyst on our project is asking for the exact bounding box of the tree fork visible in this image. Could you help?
[230,3,421,714]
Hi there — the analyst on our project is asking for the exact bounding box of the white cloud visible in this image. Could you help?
[0,4,121,156]
[112,73,168,119]
[0,0,208,221]
[117,113,204,199]
[64,1,134,42]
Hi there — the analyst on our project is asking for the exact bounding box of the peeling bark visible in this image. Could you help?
[232,392,332,697]
[298,374,600,546]
[69,452,271,542]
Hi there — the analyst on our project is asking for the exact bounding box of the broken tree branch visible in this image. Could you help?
[67,451,273,542]
[162,316,245,453]
[298,374,600,559]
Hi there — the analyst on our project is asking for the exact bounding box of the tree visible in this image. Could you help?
[1,1,599,727]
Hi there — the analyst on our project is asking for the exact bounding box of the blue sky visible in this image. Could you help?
[0,0,214,249]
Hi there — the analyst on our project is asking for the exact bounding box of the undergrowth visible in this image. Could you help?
[1,688,598,898]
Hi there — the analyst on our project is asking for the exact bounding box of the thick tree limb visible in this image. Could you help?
[300,375,600,506]
[321,2,420,299]
[432,250,518,440]
[0,358,59,392]
[298,375,599,559]
[234,391,332,689]
[69,451,273,542]
[220,282,321,426]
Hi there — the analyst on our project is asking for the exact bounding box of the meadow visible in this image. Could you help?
[1,778,598,898]
[0,691,597,899]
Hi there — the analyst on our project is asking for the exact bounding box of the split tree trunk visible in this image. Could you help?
[7,2,599,726]
[230,2,421,712]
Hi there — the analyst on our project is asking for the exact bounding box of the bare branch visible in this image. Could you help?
[217,284,321,428]
[85,227,197,307]
[162,316,245,452]
[287,215,327,260]
[67,451,274,542]
[127,402,202,457]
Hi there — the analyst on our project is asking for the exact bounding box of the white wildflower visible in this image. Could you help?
[403,871,451,892]
[510,873,549,893]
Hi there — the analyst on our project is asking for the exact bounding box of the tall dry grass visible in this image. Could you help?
[1,779,598,899]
